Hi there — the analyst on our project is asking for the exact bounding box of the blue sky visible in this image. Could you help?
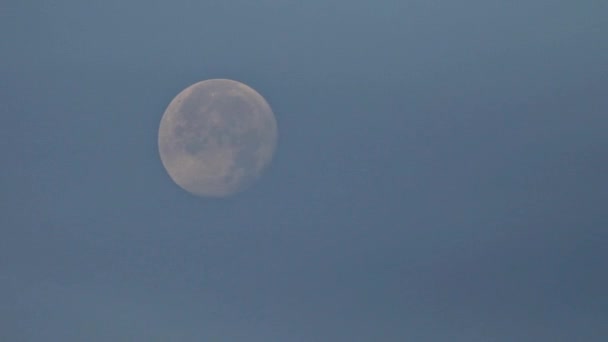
[2,1,607,340]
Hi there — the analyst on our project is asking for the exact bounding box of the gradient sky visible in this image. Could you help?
[2,1,607,341]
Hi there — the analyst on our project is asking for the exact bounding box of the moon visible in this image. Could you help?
[158,79,278,197]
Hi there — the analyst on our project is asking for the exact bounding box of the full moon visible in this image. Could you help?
[158,79,278,197]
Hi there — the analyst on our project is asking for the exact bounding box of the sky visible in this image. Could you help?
[1,0,607,341]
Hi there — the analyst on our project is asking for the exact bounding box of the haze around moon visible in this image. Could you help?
[158,79,278,197]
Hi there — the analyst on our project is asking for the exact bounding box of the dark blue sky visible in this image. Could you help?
[2,1,607,340]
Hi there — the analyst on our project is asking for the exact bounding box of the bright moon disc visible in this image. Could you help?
[158,79,278,197]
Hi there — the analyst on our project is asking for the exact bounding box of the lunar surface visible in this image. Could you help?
[158,79,278,197]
